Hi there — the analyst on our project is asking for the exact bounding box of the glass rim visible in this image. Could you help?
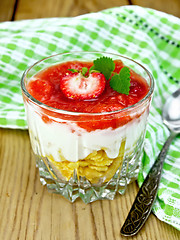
[21,51,154,116]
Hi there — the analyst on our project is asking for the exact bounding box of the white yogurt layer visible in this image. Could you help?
[26,102,148,162]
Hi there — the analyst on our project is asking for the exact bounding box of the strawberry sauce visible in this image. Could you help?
[27,60,149,113]
[27,60,150,131]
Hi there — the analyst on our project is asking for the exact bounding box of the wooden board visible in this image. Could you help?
[14,0,129,20]
[0,129,179,239]
[0,0,16,22]
[0,0,180,239]
[132,0,180,17]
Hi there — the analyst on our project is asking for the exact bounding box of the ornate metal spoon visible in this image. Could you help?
[121,88,180,236]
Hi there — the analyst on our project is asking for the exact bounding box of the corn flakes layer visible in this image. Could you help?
[48,140,125,184]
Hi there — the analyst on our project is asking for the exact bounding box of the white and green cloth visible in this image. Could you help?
[0,5,180,230]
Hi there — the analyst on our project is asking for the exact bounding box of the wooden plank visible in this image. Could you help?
[14,0,129,20]
[132,0,180,17]
[0,0,16,22]
[1,0,180,239]
[0,128,180,239]
[78,0,129,13]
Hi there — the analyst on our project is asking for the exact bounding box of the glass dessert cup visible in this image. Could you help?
[21,52,154,203]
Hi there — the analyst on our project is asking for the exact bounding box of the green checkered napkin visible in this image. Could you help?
[0,5,180,230]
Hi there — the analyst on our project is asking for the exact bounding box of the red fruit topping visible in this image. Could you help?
[60,72,106,100]
[27,79,53,102]
[114,60,124,73]
[92,103,123,113]
[27,60,150,131]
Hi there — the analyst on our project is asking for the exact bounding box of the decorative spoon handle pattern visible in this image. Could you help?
[120,132,176,236]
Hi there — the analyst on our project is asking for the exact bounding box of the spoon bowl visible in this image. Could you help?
[163,88,180,133]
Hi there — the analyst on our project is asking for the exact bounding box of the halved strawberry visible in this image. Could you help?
[60,72,106,100]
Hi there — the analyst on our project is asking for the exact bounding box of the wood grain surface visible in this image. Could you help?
[14,0,129,20]
[0,0,16,21]
[132,0,180,18]
[0,0,180,239]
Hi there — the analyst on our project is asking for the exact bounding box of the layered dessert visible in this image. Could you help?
[21,52,153,202]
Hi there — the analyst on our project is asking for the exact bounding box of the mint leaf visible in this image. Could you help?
[89,65,95,73]
[81,67,88,77]
[68,69,79,73]
[68,67,88,77]
[109,67,131,95]
[93,56,115,80]
[89,66,100,74]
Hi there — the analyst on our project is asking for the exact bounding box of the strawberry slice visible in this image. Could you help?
[60,72,106,100]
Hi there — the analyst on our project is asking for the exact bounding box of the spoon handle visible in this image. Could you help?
[120,131,176,236]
